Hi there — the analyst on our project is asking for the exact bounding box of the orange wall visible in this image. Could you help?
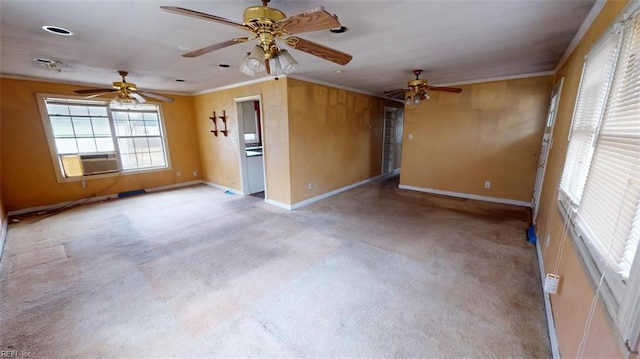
[535,0,629,357]
[400,76,554,202]
[0,99,5,242]
[192,78,290,204]
[287,78,402,203]
[0,78,202,211]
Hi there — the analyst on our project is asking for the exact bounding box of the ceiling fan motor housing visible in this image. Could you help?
[243,5,287,57]
[112,81,136,90]
[408,79,427,88]
[243,6,286,23]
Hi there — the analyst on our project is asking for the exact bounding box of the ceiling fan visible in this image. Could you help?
[74,71,174,105]
[161,0,353,77]
[385,70,462,105]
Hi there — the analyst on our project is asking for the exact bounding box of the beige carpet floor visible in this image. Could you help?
[0,177,550,358]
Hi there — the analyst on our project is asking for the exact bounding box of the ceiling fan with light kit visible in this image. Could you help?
[161,0,353,77]
[74,71,175,106]
[385,70,462,105]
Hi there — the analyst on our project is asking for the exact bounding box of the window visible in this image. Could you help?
[558,8,640,352]
[112,108,167,170]
[37,95,170,181]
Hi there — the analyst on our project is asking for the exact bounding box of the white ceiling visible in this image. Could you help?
[0,0,595,96]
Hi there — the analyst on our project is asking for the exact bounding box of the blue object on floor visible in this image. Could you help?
[224,190,234,195]
[527,225,538,244]
[118,189,146,198]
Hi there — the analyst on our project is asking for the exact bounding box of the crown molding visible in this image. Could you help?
[3,70,556,102]
[555,0,607,73]
[0,73,190,96]
[287,75,380,98]
[432,71,555,88]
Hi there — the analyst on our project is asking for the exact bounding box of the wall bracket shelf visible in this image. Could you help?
[210,111,218,137]
[219,110,229,137]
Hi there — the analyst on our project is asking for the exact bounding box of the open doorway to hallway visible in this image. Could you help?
[382,107,404,176]
[236,96,266,198]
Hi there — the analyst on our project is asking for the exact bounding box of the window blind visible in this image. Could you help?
[575,16,640,283]
[558,30,622,206]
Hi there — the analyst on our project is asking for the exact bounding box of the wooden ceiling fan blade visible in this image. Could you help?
[74,88,117,95]
[160,6,249,30]
[384,89,406,95]
[136,91,175,103]
[426,86,463,93]
[277,7,340,35]
[384,90,406,100]
[286,37,352,65]
[182,38,248,58]
[130,92,147,104]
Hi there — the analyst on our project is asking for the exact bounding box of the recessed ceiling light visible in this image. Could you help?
[33,57,62,71]
[175,79,186,82]
[33,57,56,64]
[330,26,348,34]
[335,70,344,74]
[218,64,231,68]
[42,25,73,36]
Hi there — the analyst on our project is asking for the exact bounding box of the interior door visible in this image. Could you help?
[382,108,397,175]
[532,78,564,222]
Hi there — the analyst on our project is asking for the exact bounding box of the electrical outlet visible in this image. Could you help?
[546,234,551,247]
[176,171,181,177]
[192,171,198,177]
[484,181,491,189]
[408,133,414,140]
[308,182,313,190]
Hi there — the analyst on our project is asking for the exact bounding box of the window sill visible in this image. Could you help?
[56,166,171,184]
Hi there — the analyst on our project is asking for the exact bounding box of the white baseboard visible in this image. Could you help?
[262,175,383,211]
[290,175,383,210]
[264,199,292,210]
[201,181,243,195]
[398,184,532,208]
[8,181,204,216]
[0,215,8,263]
[536,239,561,359]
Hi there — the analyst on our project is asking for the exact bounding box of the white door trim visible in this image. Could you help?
[234,95,265,197]
[532,77,564,223]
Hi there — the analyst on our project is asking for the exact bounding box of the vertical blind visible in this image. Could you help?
[575,15,640,282]
[559,29,621,206]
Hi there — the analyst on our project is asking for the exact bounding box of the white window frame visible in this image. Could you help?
[36,93,172,183]
[557,2,640,355]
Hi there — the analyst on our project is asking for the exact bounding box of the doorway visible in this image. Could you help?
[236,96,266,198]
[532,78,564,223]
[382,107,403,176]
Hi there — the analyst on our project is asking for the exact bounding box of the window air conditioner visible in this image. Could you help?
[79,153,120,175]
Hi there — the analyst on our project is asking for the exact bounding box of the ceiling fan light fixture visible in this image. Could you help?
[269,56,284,76]
[111,95,139,109]
[240,53,256,77]
[245,45,266,73]
[278,50,298,75]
